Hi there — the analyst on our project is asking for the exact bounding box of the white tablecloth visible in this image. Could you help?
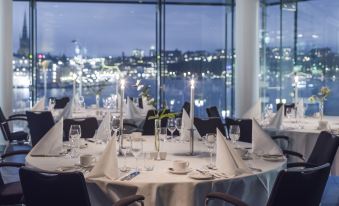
[266,116,339,175]
[26,137,285,206]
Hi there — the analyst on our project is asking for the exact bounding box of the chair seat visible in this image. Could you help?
[10,131,28,142]
[0,182,23,205]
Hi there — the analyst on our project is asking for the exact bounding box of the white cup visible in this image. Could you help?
[159,152,167,160]
[173,160,189,172]
[80,154,95,167]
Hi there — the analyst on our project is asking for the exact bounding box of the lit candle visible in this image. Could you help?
[190,79,195,129]
[72,73,76,99]
[119,79,125,132]
[294,73,299,104]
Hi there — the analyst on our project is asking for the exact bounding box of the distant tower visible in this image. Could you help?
[17,12,30,56]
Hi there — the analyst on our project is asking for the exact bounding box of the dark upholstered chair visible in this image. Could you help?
[0,107,28,143]
[276,103,295,116]
[285,131,339,169]
[63,118,99,141]
[142,109,169,135]
[50,97,70,109]
[26,111,55,147]
[19,167,145,206]
[225,118,252,143]
[206,106,221,119]
[205,163,331,206]
[194,117,226,137]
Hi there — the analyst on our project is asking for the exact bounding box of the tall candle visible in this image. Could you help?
[119,79,125,132]
[190,79,195,129]
[294,73,299,104]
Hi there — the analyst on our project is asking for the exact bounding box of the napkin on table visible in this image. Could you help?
[216,129,251,177]
[57,98,74,121]
[252,119,283,156]
[30,117,62,157]
[267,105,284,130]
[180,109,201,141]
[94,113,111,142]
[32,97,45,111]
[242,100,261,120]
[87,137,119,181]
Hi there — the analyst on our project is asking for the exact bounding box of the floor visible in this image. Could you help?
[0,144,338,205]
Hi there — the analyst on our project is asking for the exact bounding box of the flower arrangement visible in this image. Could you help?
[308,86,331,103]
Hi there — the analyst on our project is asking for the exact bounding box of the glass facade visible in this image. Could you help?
[260,0,339,115]
[12,0,234,117]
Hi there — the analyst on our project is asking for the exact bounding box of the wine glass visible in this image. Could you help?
[111,116,120,136]
[78,96,85,109]
[48,98,56,111]
[175,118,182,141]
[130,138,143,171]
[229,125,240,147]
[159,127,168,141]
[167,118,176,141]
[69,125,81,158]
[204,133,216,169]
[120,134,130,172]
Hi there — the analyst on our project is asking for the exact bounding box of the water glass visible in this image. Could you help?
[130,138,143,171]
[159,127,168,141]
[69,124,81,158]
[175,118,182,136]
[111,116,120,135]
[229,125,240,146]
[120,135,130,172]
[78,96,85,108]
[167,118,176,141]
[143,152,154,171]
[204,133,216,169]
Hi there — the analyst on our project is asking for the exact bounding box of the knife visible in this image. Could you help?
[120,171,140,181]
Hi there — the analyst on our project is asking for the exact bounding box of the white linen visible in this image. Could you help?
[30,118,63,157]
[141,96,156,113]
[180,109,201,141]
[252,119,282,156]
[87,137,119,181]
[94,113,110,141]
[216,129,251,177]
[32,97,45,111]
[268,105,284,130]
[242,100,261,120]
[58,98,73,121]
[126,98,146,119]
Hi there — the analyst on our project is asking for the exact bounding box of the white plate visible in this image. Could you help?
[188,172,214,180]
[168,168,191,174]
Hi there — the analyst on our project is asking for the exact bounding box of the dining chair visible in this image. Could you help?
[138,97,143,109]
[0,107,29,143]
[284,131,339,169]
[182,101,190,115]
[63,117,99,141]
[205,163,331,206]
[19,167,145,206]
[26,111,55,147]
[50,97,70,109]
[142,109,169,135]
[194,117,226,137]
[276,103,295,116]
[206,106,221,119]
[225,118,252,143]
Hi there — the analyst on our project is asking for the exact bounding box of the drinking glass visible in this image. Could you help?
[120,134,130,172]
[143,152,154,171]
[48,98,56,110]
[175,118,182,140]
[130,138,143,171]
[204,133,216,169]
[167,118,176,141]
[229,125,240,147]
[159,127,168,141]
[78,96,85,108]
[69,124,81,158]
[111,116,120,136]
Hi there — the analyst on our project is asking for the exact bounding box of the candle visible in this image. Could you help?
[119,79,125,132]
[190,79,195,129]
[294,73,299,104]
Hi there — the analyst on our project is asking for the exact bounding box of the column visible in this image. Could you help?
[0,0,13,118]
[235,0,260,117]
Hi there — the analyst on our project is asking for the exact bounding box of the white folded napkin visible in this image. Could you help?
[242,100,261,120]
[87,137,119,181]
[57,98,74,121]
[296,99,304,118]
[252,119,283,156]
[216,129,251,177]
[30,118,62,157]
[32,97,45,111]
[126,98,146,119]
[180,109,201,141]
[94,113,111,141]
[267,105,284,130]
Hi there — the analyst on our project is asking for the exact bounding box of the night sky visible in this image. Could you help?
[12,0,339,57]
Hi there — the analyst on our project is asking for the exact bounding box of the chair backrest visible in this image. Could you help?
[26,111,55,147]
[276,103,295,116]
[63,118,99,141]
[206,106,221,118]
[225,118,252,143]
[51,97,70,109]
[267,163,331,206]
[194,117,226,137]
[19,167,91,206]
[138,97,143,109]
[0,107,10,141]
[307,131,339,166]
[142,109,169,135]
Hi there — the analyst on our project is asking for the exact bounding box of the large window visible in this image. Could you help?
[13,0,234,116]
[260,0,339,115]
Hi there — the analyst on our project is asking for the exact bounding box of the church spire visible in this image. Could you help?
[22,11,28,39]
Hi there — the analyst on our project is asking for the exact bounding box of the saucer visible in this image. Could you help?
[188,171,214,180]
[168,168,191,174]
[263,156,285,162]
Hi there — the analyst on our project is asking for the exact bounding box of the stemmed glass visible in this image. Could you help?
[120,134,130,172]
[48,98,56,111]
[78,96,85,109]
[69,125,81,158]
[175,118,182,141]
[111,116,120,136]
[167,118,176,141]
[229,125,240,147]
[130,138,143,172]
[204,133,216,169]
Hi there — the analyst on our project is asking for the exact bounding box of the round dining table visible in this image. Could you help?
[26,136,286,206]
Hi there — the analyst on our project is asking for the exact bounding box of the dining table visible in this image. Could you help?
[265,116,339,175]
[25,134,286,206]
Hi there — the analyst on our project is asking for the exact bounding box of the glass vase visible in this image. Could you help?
[319,100,324,120]
[154,119,161,152]
[96,94,100,108]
